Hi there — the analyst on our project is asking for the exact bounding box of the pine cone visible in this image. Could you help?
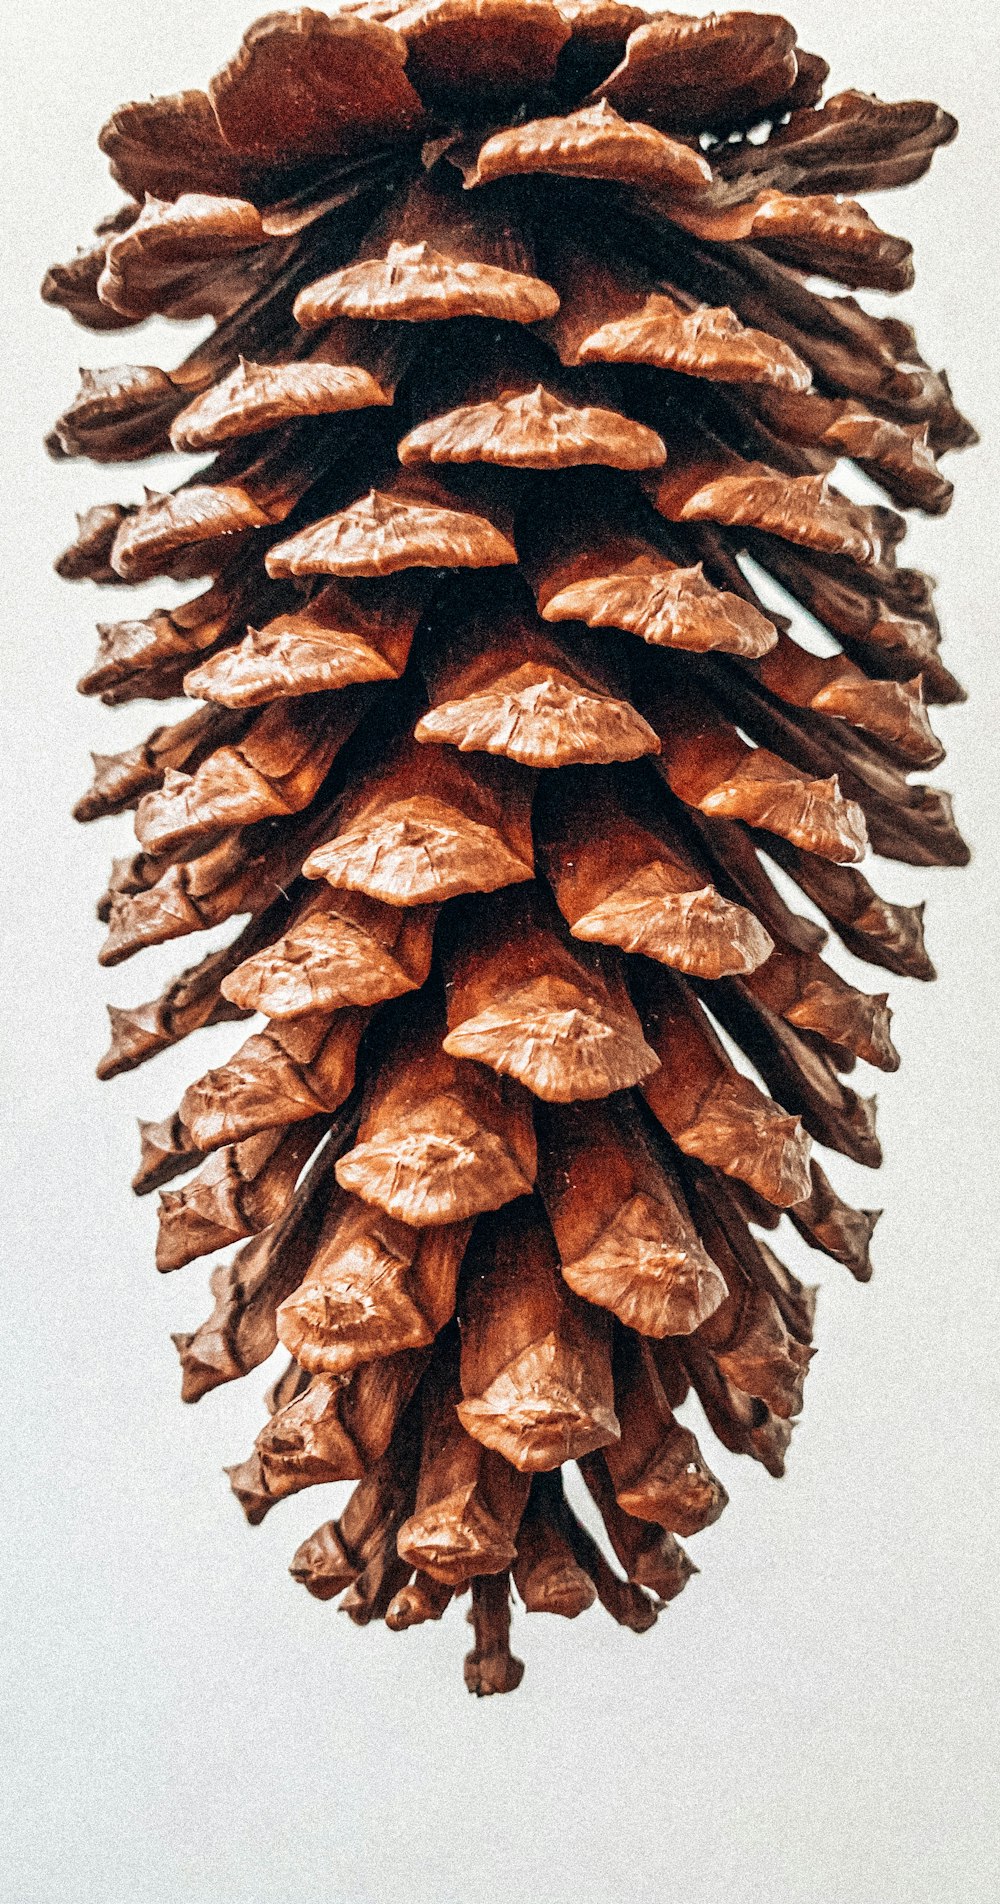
[46,2,971,1696]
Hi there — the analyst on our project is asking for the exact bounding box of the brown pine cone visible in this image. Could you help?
[46,1,971,1696]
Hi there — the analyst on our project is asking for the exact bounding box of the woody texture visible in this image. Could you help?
[46,2,971,1694]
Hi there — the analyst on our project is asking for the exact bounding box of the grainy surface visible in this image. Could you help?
[3,3,999,1902]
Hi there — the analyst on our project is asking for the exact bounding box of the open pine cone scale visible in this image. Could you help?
[45,1,971,1696]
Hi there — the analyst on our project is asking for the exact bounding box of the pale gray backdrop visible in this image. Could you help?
[3,4,998,1900]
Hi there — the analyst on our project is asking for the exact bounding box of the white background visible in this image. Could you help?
[2,4,998,1900]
